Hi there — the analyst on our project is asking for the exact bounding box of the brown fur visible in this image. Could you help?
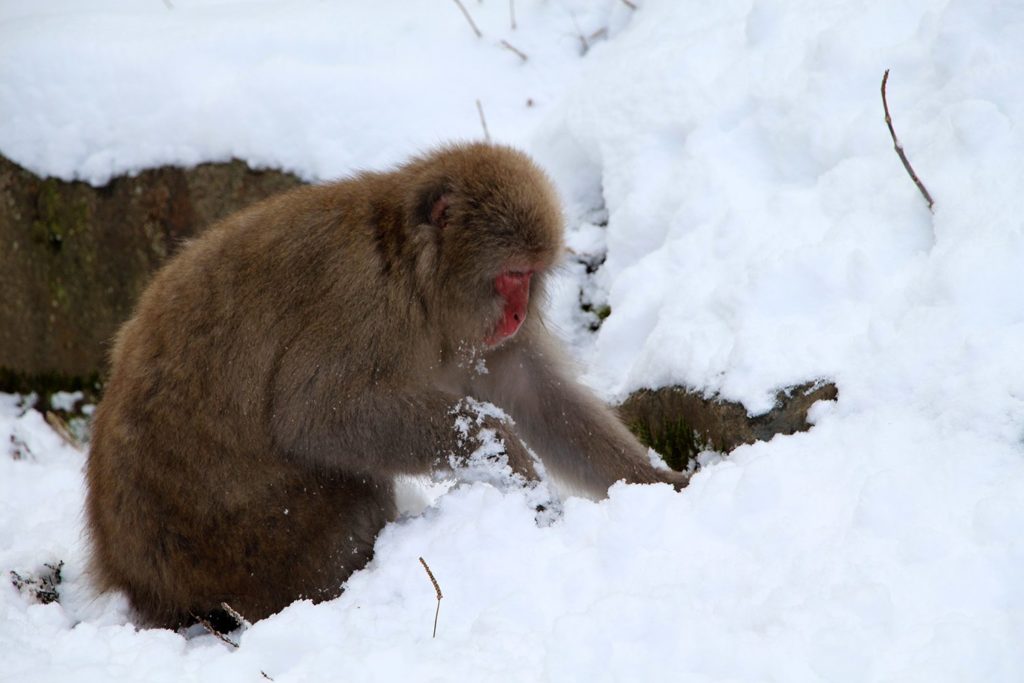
[85,143,687,629]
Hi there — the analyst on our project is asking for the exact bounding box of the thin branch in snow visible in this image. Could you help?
[419,557,443,638]
[509,0,517,30]
[9,433,33,460]
[569,17,608,56]
[192,613,239,648]
[220,601,252,629]
[500,39,528,62]
[619,0,638,9]
[476,99,492,141]
[570,14,588,55]
[451,0,483,38]
[881,69,935,212]
[44,411,82,451]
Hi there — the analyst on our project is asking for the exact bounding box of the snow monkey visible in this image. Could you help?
[85,143,688,630]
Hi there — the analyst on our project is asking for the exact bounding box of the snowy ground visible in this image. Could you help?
[3,0,1024,680]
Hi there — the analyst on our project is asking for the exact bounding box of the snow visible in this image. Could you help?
[0,0,621,184]
[3,0,1024,681]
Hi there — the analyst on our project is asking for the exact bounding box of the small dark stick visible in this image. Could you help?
[881,69,935,212]
[570,15,589,56]
[419,557,443,639]
[192,613,239,648]
[452,0,483,38]
[509,0,516,30]
[475,99,491,142]
[220,601,252,629]
[619,0,638,9]
[500,39,528,62]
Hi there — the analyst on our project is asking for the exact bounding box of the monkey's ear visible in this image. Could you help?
[428,194,451,229]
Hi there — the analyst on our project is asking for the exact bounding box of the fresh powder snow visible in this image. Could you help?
[2,0,1024,680]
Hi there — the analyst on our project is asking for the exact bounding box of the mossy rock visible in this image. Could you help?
[0,155,304,394]
[622,381,838,471]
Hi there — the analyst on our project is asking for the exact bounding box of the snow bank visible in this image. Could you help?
[0,0,625,184]
[3,0,1024,681]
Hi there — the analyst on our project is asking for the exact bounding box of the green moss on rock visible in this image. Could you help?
[629,417,706,471]
[0,154,304,391]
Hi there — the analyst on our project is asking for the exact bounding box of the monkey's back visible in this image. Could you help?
[85,183,400,627]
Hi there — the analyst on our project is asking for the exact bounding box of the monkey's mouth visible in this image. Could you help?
[485,270,532,346]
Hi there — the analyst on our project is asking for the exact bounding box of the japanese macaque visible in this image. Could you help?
[85,142,688,630]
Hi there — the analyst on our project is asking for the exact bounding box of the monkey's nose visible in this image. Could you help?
[486,270,533,345]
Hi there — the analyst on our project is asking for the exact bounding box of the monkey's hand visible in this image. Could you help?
[645,449,691,491]
[656,468,691,492]
[444,398,540,491]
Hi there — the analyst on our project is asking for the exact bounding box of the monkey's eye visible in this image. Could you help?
[429,195,451,229]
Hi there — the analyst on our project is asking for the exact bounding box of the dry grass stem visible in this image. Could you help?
[570,15,588,55]
[619,0,638,9]
[220,602,252,629]
[881,69,935,212]
[509,0,516,30]
[419,557,443,639]
[192,613,239,648]
[44,411,82,451]
[500,39,528,62]
[452,0,483,38]
[475,99,491,141]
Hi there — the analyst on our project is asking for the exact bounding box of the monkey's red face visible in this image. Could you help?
[485,270,533,346]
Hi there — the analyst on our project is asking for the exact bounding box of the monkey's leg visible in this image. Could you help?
[178,473,395,626]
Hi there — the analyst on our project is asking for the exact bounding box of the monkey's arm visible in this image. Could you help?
[269,382,537,482]
[478,333,689,498]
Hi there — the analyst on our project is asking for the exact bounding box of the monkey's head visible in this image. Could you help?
[403,143,564,351]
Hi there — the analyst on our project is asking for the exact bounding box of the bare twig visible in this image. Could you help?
[9,433,32,460]
[570,14,588,55]
[419,557,443,639]
[451,0,483,38]
[569,18,608,56]
[881,69,935,212]
[220,602,252,629]
[44,411,82,451]
[500,39,528,62]
[619,0,638,9]
[261,672,274,681]
[475,100,491,142]
[192,613,239,648]
[509,0,516,30]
